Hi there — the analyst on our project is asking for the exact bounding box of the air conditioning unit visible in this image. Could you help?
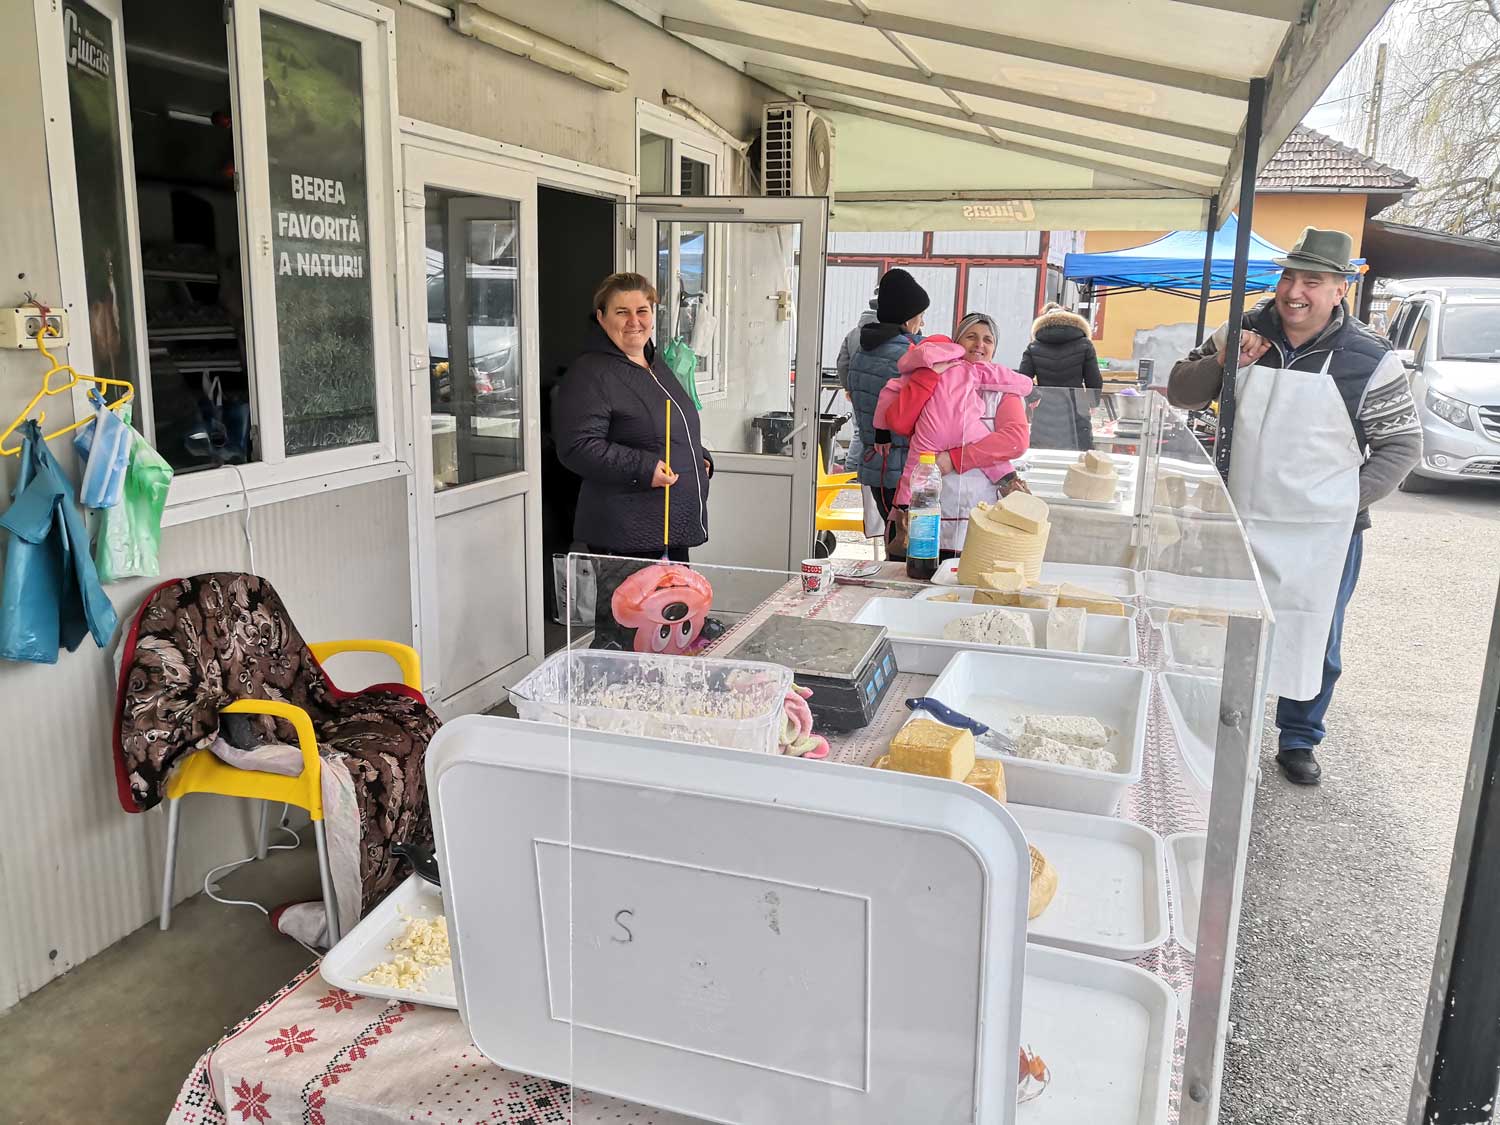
[761,102,835,198]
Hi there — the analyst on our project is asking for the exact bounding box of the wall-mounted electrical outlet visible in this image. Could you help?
[0,307,69,349]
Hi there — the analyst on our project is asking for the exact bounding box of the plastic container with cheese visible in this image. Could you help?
[509,649,793,754]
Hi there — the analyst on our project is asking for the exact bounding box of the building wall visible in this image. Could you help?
[1085,193,1370,361]
[2,0,784,1012]
[393,0,776,178]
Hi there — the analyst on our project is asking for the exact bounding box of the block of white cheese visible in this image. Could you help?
[1064,460,1118,502]
[943,607,1036,648]
[1082,450,1113,474]
[1046,606,1086,652]
[1015,732,1119,772]
[1195,480,1233,514]
[1158,474,1191,509]
[1017,583,1060,610]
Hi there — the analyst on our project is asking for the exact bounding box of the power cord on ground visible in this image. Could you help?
[202,803,320,957]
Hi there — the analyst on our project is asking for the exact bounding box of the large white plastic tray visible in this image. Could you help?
[853,597,1138,673]
[1020,946,1176,1124]
[429,716,1032,1125]
[1010,806,1168,960]
[322,874,457,1010]
[925,650,1150,815]
[1165,832,1206,957]
[1161,672,1221,815]
[921,561,1141,600]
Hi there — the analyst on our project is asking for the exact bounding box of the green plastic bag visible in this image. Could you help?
[94,431,174,583]
[661,336,703,409]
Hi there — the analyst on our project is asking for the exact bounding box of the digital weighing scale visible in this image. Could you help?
[722,614,897,731]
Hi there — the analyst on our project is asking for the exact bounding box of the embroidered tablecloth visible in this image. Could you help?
[172,572,1210,1125]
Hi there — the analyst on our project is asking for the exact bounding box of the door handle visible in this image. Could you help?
[780,421,809,444]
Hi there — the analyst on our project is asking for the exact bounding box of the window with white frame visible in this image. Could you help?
[637,103,729,397]
[45,0,397,512]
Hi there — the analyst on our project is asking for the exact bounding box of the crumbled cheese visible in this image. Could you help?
[943,608,1036,648]
[1014,732,1119,773]
[358,914,450,992]
[1022,713,1113,749]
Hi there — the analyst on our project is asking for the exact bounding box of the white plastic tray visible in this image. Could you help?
[853,597,1138,673]
[924,651,1150,815]
[322,874,457,1010]
[919,562,1141,601]
[1009,805,1168,960]
[1020,946,1176,1125]
[1165,832,1206,956]
[1161,672,1221,815]
[429,716,1033,1125]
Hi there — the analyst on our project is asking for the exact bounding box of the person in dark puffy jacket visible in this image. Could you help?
[554,272,713,560]
[845,268,929,559]
[1018,303,1102,452]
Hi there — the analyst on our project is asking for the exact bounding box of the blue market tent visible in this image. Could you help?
[1062,216,1362,301]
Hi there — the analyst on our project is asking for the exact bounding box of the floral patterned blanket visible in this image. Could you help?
[113,573,439,911]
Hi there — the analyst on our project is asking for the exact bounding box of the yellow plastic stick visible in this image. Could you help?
[663,397,672,547]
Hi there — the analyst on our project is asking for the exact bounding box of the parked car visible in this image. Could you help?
[1383,278,1500,491]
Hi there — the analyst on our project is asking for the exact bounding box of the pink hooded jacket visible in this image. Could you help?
[874,336,1034,505]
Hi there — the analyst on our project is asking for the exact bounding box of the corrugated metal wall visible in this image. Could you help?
[0,477,414,1009]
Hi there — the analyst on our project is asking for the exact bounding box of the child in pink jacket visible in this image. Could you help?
[873,335,1034,505]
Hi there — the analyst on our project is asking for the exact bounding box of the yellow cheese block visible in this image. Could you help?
[973,567,1025,606]
[1158,474,1191,509]
[1195,480,1233,514]
[964,759,1007,802]
[1056,582,1128,617]
[1017,583,1061,610]
[1029,845,1059,920]
[1168,607,1230,626]
[958,504,1050,586]
[889,719,977,781]
[991,490,1051,534]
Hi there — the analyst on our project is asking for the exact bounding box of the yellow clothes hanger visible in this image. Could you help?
[0,323,134,457]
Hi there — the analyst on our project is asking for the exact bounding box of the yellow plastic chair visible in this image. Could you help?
[815,447,863,535]
[158,639,422,944]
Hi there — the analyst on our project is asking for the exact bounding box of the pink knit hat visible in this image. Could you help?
[897,334,967,374]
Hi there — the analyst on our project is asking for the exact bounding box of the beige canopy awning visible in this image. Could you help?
[614,0,1395,231]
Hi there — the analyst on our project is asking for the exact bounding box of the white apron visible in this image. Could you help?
[940,468,1001,551]
[1226,352,1361,700]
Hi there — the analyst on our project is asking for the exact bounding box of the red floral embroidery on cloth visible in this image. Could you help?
[230,1079,272,1123]
[316,988,361,1013]
[266,1024,317,1057]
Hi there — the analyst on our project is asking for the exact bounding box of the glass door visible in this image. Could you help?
[404,145,542,715]
[630,195,828,571]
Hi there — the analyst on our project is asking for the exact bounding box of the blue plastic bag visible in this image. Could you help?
[72,392,132,509]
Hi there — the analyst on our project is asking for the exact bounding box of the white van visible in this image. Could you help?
[1383,278,1500,490]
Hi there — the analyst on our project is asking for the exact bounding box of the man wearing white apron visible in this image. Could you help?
[1168,228,1422,785]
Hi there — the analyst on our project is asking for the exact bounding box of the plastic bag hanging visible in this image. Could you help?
[73,392,133,509]
[660,336,703,409]
[95,430,174,583]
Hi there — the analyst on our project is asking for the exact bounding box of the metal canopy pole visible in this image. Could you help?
[1196,196,1220,343]
[1410,577,1500,1123]
[1214,78,1265,483]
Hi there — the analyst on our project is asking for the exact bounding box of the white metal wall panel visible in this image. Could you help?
[393,1,773,178]
[930,231,1040,256]
[903,265,958,338]
[966,268,1040,368]
[828,230,923,255]
[822,265,879,371]
[0,478,413,1010]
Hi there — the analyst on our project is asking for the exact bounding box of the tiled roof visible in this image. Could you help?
[1257,126,1417,194]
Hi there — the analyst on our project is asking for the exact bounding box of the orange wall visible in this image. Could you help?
[1085,193,1369,361]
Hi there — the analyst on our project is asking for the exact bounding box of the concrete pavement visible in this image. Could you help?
[1220,483,1500,1123]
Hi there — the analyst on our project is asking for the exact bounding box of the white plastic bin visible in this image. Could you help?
[510,649,792,754]
[924,650,1149,815]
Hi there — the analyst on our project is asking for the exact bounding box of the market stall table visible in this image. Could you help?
[169,568,1212,1125]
